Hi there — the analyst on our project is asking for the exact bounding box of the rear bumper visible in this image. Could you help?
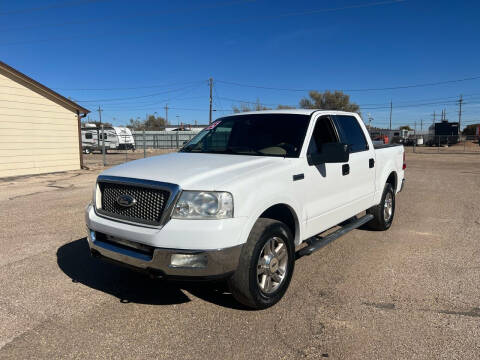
[398,178,405,193]
[86,228,243,279]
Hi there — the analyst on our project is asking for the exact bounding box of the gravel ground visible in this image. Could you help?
[0,151,479,359]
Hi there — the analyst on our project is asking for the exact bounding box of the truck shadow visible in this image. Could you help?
[56,238,248,310]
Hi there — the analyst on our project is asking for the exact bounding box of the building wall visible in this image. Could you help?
[0,73,80,178]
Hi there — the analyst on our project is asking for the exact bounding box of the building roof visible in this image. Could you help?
[0,60,90,115]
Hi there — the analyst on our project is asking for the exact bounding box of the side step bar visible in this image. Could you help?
[296,214,374,259]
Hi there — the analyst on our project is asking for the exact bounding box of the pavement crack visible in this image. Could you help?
[435,307,480,318]
[362,302,396,310]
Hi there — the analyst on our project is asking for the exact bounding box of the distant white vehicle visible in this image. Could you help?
[81,125,135,153]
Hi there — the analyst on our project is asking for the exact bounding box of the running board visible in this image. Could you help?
[296,214,374,259]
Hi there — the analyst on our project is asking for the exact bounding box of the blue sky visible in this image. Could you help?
[1,0,480,130]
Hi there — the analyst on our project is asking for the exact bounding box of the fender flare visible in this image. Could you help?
[237,196,304,246]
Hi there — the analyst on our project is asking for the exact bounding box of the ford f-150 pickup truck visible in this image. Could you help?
[85,110,405,309]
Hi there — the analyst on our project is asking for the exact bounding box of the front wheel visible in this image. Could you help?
[366,183,395,231]
[228,218,295,309]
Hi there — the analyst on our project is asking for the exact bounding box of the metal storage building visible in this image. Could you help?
[0,61,90,178]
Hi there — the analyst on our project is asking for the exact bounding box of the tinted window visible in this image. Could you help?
[307,116,338,154]
[182,114,310,158]
[85,133,92,139]
[333,115,368,153]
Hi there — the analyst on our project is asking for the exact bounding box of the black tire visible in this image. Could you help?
[366,183,395,231]
[228,218,295,309]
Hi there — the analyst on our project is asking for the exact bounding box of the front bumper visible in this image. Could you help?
[87,229,243,279]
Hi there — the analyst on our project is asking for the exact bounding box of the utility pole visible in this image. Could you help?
[458,94,463,130]
[97,106,103,125]
[164,104,169,124]
[432,110,436,125]
[389,100,392,130]
[209,78,213,125]
[420,119,423,133]
[414,121,417,134]
[367,113,373,130]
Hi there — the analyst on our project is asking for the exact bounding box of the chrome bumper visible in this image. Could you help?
[86,229,243,279]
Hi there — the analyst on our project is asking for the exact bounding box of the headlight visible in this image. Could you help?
[93,182,101,209]
[172,191,233,219]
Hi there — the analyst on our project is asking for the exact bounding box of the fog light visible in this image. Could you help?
[170,254,208,268]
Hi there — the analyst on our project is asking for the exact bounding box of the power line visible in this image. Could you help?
[0,0,405,46]
[216,95,480,111]
[53,79,205,91]
[216,75,480,93]
[75,83,205,102]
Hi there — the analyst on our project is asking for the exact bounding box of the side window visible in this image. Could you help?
[307,116,338,154]
[85,133,92,139]
[333,115,369,153]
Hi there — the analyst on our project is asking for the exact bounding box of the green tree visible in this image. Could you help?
[127,114,168,130]
[145,115,168,130]
[299,90,360,112]
[399,125,412,131]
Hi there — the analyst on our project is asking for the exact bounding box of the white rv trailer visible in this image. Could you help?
[81,125,135,153]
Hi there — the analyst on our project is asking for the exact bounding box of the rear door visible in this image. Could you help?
[332,115,376,214]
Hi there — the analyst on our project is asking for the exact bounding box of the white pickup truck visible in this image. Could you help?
[85,110,405,309]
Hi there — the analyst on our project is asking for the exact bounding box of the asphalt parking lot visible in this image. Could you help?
[1,150,480,359]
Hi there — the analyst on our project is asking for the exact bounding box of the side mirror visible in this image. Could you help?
[307,143,350,166]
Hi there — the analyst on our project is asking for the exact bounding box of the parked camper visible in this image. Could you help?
[81,125,135,153]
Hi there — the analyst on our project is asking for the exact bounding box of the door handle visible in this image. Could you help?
[342,164,350,176]
[369,158,375,168]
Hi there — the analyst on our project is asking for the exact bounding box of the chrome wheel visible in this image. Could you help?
[257,236,288,294]
[384,192,393,222]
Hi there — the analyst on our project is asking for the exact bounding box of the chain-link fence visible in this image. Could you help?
[406,135,480,154]
[82,131,198,169]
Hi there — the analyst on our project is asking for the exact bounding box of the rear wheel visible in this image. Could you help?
[366,183,395,231]
[228,218,295,309]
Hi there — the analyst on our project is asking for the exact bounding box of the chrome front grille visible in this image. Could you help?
[96,177,176,226]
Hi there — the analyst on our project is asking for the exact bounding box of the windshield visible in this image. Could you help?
[180,114,310,157]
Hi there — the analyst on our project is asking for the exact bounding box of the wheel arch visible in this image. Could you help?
[259,203,300,245]
[385,171,398,192]
[240,202,302,247]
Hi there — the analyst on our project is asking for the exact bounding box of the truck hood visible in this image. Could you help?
[101,152,291,190]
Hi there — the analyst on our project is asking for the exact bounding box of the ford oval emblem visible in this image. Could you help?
[117,194,137,208]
